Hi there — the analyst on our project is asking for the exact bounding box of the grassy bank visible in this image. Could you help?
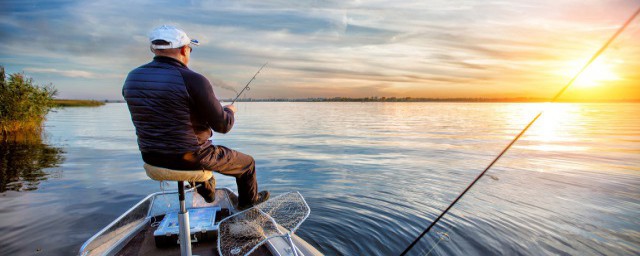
[53,99,105,107]
[1,66,56,135]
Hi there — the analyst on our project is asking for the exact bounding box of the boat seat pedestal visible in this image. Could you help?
[144,164,214,256]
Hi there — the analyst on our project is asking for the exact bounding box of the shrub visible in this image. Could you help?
[0,66,57,135]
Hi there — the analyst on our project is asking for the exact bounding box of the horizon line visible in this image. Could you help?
[64,97,640,103]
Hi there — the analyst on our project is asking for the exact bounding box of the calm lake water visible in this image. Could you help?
[0,102,639,255]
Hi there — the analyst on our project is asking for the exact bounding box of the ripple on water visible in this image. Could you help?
[1,103,639,255]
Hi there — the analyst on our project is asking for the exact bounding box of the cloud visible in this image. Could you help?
[1,0,638,100]
[23,67,119,79]
[24,68,96,78]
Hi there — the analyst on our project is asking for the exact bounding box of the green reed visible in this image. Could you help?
[0,66,57,136]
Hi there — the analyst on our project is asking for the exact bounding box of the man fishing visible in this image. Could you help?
[122,25,269,210]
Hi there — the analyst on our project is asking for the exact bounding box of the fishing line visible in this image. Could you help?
[159,180,172,209]
[399,7,640,256]
[231,62,268,104]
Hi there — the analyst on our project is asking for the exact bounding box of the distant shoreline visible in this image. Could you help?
[98,98,640,103]
[224,97,640,103]
[53,99,105,107]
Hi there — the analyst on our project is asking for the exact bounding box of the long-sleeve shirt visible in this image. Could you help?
[123,56,234,169]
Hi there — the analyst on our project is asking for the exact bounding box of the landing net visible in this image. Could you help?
[218,191,310,256]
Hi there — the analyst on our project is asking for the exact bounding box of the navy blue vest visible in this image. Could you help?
[123,59,201,154]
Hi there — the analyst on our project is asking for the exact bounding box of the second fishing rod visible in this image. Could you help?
[399,6,640,256]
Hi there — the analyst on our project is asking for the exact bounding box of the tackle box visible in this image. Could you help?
[153,207,225,248]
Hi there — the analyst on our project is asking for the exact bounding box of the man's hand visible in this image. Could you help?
[224,104,236,114]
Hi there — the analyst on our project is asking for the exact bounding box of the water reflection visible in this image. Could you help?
[501,103,590,152]
[0,103,638,255]
[0,131,63,192]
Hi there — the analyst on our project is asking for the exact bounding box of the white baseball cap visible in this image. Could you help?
[149,25,200,49]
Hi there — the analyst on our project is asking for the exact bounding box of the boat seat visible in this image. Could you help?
[143,163,214,256]
[144,163,213,182]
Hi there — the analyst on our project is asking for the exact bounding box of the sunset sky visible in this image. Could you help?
[1,0,639,100]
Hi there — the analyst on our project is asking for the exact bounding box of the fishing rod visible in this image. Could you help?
[231,62,268,104]
[399,7,640,256]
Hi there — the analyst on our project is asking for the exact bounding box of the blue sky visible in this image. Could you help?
[1,0,638,100]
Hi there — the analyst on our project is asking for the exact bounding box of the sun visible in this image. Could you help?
[566,58,621,88]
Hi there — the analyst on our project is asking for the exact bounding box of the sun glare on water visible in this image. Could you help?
[513,103,588,153]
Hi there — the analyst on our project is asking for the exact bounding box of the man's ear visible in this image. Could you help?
[180,46,189,56]
[150,46,155,54]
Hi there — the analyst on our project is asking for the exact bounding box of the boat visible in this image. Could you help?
[78,187,323,256]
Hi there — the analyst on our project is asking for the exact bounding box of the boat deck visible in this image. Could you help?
[116,219,271,256]
[79,188,323,256]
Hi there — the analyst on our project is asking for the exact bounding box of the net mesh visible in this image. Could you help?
[218,191,310,256]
